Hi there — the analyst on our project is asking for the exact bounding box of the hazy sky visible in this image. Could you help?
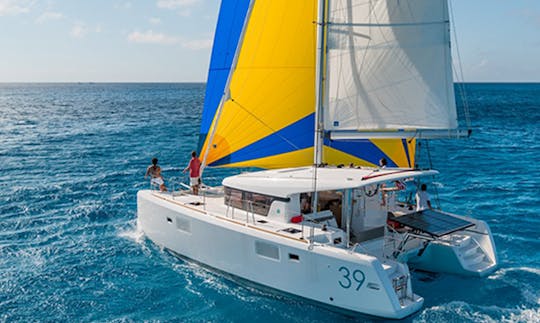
[0,0,538,82]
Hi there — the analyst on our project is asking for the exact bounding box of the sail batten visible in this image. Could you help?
[329,21,449,27]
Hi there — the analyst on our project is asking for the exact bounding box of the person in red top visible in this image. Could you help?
[183,150,201,195]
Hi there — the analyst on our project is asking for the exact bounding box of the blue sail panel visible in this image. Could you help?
[325,139,398,167]
[198,0,251,151]
[209,113,315,167]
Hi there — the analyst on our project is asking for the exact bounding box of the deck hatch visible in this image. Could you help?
[281,228,302,234]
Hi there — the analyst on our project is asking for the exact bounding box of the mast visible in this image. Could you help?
[313,0,327,166]
[311,0,327,221]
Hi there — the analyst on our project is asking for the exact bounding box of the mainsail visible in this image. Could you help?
[325,0,458,138]
[199,0,416,169]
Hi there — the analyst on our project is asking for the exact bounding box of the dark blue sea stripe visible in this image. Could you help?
[209,113,315,166]
[325,138,397,167]
[198,0,251,151]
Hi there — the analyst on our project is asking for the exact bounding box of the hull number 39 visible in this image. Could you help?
[338,266,365,290]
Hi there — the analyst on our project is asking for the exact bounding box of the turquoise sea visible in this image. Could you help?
[0,83,538,322]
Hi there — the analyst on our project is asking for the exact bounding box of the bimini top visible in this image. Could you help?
[222,167,438,198]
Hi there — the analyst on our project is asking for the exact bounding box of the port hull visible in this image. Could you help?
[137,190,423,319]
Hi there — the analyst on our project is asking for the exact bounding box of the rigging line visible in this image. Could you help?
[449,0,471,130]
[229,98,301,151]
[424,139,441,209]
[328,21,448,27]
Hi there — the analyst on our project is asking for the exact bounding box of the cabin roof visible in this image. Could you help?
[222,167,438,198]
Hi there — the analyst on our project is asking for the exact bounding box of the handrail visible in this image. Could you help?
[348,242,372,255]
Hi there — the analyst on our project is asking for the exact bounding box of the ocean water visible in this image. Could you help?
[0,83,538,322]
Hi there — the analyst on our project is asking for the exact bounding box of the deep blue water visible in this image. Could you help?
[0,83,538,322]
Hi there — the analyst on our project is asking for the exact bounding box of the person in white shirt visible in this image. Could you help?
[416,183,432,211]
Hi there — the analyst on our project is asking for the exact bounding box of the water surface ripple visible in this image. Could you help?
[0,83,538,322]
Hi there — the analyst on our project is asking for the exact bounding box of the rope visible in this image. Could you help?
[449,0,472,130]
[424,140,441,210]
[230,98,301,151]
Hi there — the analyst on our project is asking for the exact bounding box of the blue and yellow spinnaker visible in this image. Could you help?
[199,0,415,169]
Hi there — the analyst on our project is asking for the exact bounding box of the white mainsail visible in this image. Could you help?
[324,0,457,138]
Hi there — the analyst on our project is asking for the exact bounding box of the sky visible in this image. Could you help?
[0,0,538,83]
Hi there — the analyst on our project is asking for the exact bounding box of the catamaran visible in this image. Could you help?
[137,0,498,319]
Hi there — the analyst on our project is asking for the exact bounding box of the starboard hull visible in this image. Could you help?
[137,190,423,319]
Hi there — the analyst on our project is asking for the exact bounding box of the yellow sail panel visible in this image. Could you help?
[324,146,378,167]
[202,0,317,167]
[219,147,314,169]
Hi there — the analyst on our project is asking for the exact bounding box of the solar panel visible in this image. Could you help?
[389,209,475,237]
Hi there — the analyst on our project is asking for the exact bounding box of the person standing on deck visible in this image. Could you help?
[415,183,432,211]
[183,151,201,195]
[145,157,167,192]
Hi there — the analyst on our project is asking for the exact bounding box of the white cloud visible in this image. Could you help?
[35,11,63,24]
[177,9,191,17]
[476,58,488,69]
[114,2,132,9]
[182,39,212,50]
[70,24,88,38]
[0,0,33,16]
[157,0,199,9]
[69,22,102,38]
[128,30,179,45]
[127,30,211,50]
[149,17,161,25]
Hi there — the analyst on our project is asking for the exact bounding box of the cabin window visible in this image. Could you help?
[300,193,312,214]
[224,187,288,216]
[225,187,243,209]
[251,193,274,215]
[255,241,280,260]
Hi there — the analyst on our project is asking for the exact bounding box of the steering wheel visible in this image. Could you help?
[363,184,379,197]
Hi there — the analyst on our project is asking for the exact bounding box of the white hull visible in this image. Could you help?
[396,225,498,277]
[137,190,423,319]
[387,205,498,277]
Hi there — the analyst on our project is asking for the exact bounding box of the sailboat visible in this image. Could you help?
[137,0,498,319]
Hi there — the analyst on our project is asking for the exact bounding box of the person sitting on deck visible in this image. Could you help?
[415,184,432,211]
[300,193,313,214]
[145,157,167,192]
[183,151,201,195]
[381,180,406,206]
